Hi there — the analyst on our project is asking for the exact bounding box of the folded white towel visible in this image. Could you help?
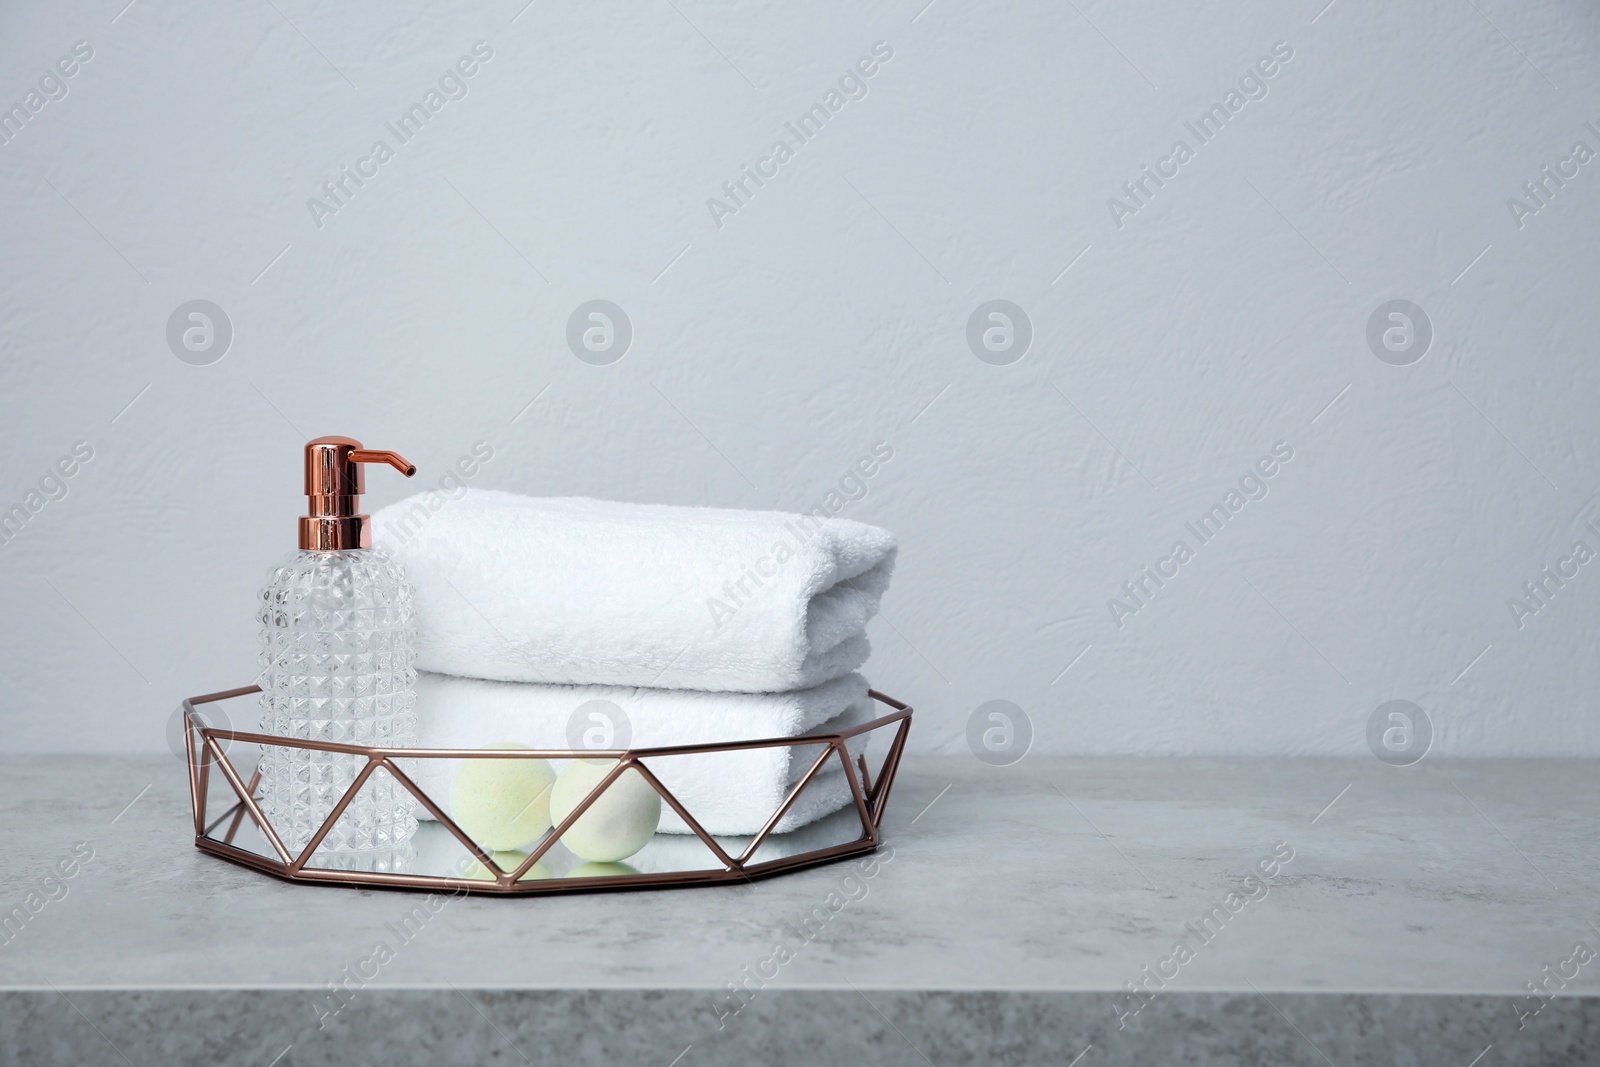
[375,491,897,693]
[410,671,876,836]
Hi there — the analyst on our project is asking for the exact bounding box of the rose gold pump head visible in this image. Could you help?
[298,436,416,550]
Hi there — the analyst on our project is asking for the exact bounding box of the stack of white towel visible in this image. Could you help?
[375,491,897,836]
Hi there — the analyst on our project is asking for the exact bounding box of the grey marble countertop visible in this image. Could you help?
[3,754,1594,996]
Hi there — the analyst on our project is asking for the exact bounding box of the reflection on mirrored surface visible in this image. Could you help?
[202,787,872,883]
[464,851,551,882]
[567,861,638,879]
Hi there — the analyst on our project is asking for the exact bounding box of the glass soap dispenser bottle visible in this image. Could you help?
[257,436,419,856]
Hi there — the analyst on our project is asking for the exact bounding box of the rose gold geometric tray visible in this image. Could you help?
[182,685,911,896]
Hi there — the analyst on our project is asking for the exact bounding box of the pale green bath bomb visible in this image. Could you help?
[549,760,662,863]
[449,743,556,850]
[566,861,639,879]
[465,850,550,882]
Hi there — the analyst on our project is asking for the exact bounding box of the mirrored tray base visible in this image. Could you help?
[182,685,911,896]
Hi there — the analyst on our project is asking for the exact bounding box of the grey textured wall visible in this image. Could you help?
[3,0,1599,757]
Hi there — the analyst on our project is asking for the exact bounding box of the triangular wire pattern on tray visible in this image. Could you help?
[184,686,911,894]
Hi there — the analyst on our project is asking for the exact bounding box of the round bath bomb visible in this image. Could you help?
[465,850,550,882]
[566,861,639,879]
[549,760,662,863]
[449,743,556,850]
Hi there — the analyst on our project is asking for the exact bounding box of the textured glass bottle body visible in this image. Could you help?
[256,547,418,853]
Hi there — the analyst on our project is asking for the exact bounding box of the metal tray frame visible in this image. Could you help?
[183,685,911,896]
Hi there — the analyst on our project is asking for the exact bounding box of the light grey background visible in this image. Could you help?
[2,0,1598,757]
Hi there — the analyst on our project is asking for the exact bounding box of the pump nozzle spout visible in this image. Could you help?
[350,450,417,478]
